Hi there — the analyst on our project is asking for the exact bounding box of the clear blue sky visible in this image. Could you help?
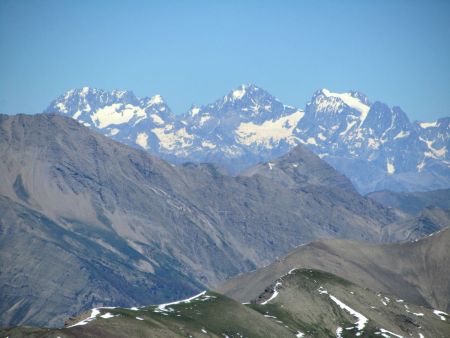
[1,0,449,121]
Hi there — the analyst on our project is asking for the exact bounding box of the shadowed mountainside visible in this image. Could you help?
[0,113,447,328]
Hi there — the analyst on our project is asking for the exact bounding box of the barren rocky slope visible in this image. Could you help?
[218,227,450,312]
[0,113,446,328]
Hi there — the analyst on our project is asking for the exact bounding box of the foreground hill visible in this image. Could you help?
[218,227,450,313]
[2,269,449,337]
[1,113,426,327]
[46,85,450,193]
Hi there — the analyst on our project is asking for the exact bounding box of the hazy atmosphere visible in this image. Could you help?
[1,1,450,337]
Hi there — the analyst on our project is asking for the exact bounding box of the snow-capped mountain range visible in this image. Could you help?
[45,85,450,193]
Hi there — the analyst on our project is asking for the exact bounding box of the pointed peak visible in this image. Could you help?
[57,87,96,101]
[230,85,248,100]
[148,94,165,105]
[315,88,368,103]
[188,105,201,117]
[226,84,271,102]
[75,86,101,95]
[311,88,371,120]
[62,87,136,100]
[111,89,135,99]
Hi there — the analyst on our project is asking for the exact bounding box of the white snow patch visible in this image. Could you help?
[235,110,304,148]
[296,331,305,337]
[419,121,438,129]
[100,312,115,319]
[201,140,216,149]
[329,295,368,331]
[92,103,146,129]
[368,138,380,150]
[111,90,127,99]
[420,137,447,158]
[264,314,277,318]
[199,114,211,126]
[405,310,424,317]
[110,128,120,136]
[56,102,68,113]
[152,127,194,151]
[336,327,343,338]
[67,308,101,327]
[268,162,274,170]
[190,107,200,117]
[261,282,282,305]
[151,114,165,125]
[232,86,246,100]
[149,95,163,105]
[387,159,395,174]
[318,132,327,141]
[73,110,82,119]
[201,328,207,334]
[394,130,410,140]
[433,147,446,157]
[322,89,370,123]
[433,309,448,321]
[417,160,426,172]
[317,286,328,295]
[136,316,144,320]
[136,132,149,149]
[306,137,318,145]
[156,291,207,313]
[378,328,403,337]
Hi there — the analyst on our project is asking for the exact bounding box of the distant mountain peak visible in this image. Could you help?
[188,105,201,117]
[224,84,273,102]
[309,88,371,123]
[44,85,450,194]
[230,84,248,100]
[142,94,166,107]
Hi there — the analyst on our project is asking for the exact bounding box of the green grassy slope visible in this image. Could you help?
[3,269,449,338]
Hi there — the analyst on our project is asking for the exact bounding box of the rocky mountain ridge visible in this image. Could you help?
[218,227,450,313]
[1,114,444,328]
[45,85,450,193]
[3,244,449,337]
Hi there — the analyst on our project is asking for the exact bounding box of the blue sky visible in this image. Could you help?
[1,0,449,121]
